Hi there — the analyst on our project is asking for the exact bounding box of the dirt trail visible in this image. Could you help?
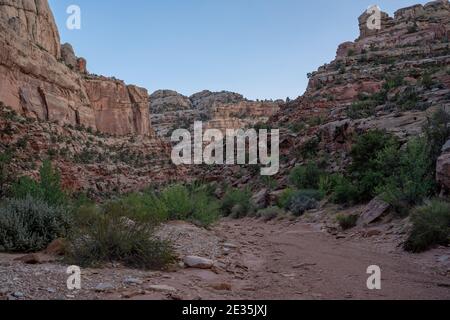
[1,218,449,300]
[211,219,450,300]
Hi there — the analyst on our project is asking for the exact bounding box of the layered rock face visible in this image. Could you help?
[270,0,450,180]
[0,0,173,195]
[150,90,282,137]
[0,0,152,136]
[0,0,61,58]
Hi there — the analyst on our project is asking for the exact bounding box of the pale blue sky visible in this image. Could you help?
[48,0,429,100]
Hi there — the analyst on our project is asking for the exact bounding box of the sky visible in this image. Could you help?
[48,0,430,101]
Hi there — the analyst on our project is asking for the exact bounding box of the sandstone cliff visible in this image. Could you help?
[0,0,178,195]
[199,1,450,190]
[0,0,152,136]
[150,90,282,137]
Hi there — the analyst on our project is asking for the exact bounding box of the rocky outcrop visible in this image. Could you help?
[150,90,282,137]
[0,0,176,194]
[0,0,152,136]
[0,0,61,58]
[84,78,152,136]
[269,0,450,178]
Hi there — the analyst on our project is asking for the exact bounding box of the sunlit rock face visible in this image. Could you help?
[0,0,153,136]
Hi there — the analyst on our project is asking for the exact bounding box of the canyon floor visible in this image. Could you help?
[1,217,449,300]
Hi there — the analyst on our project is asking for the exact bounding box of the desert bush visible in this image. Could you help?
[287,193,318,216]
[161,184,193,220]
[347,100,378,119]
[331,175,360,205]
[378,138,435,216]
[0,196,71,252]
[336,214,359,230]
[11,160,67,206]
[114,193,169,224]
[277,188,296,209]
[420,73,435,89]
[66,212,174,270]
[289,163,323,189]
[256,207,285,222]
[424,109,450,171]
[349,130,399,201]
[404,200,450,253]
[395,87,421,111]
[190,191,220,227]
[221,188,253,218]
[0,152,12,197]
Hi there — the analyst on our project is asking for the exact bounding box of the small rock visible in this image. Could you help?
[209,283,232,291]
[146,285,177,293]
[47,288,57,294]
[121,290,146,299]
[94,283,115,293]
[223,243,238,249]
[183,256,214,269]
[12,292,24,298]
[124,277,143,285]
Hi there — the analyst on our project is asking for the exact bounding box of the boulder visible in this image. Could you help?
[358,198,390,225]
[183,256,214,269]
[252,189,269,210]
[146,284,177,293]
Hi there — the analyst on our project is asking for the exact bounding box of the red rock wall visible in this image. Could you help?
[0,0,152,136]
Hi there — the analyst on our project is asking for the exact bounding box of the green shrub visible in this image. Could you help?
[221,188,253,218]
[404,200,450,253]
[318,175,335,195]
[395,87,421,111]
[349,130,399,201]
[161,184,192,220]
[289,163,323,189]
[115,193,169,224]
[277,188,296,209]
[190,191,220,227]
[336,214,359,230]
[11,160,67,206]
[420,73,435,89]
[256,207,285,222]
[66,213,174,270]
[378,138,435,216]
[347,100,377,119]
[0,152,13,197]
[0,196,71,252]
[424,109,450,172]
[331,175,360,205]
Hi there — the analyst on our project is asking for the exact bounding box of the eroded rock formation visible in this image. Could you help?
[150,90,282,137]
[0,0,152,136]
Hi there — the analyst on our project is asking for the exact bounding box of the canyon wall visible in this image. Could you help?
[0,0,152,136]
[269,0,450,188]
[150,90,282,137]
